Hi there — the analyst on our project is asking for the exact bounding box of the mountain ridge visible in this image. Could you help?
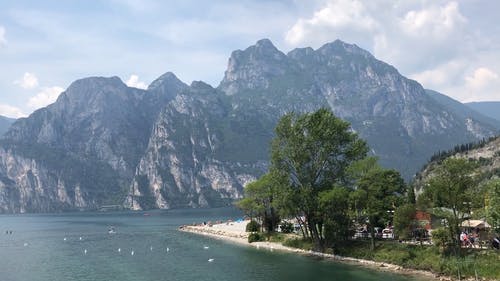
[0,39,497,213]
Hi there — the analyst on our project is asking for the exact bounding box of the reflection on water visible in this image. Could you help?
[0,208,427,281]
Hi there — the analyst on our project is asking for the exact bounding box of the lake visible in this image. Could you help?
[0,208,428,281]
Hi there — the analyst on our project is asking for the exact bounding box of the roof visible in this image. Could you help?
[461,220,491,228]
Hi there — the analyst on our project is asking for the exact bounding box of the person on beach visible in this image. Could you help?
[460,231,467,246]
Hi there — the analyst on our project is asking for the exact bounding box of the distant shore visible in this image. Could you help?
[179,221,450,281]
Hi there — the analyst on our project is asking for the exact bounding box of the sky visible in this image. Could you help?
[0,0,499,118]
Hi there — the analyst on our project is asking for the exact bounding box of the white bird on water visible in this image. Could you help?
[131,250,134,256]
[118,248,121,253]
[63,237,67,241]
[208,258,214,262]
[166,247,170,252]
[79,237,82,241]
[84,249,87,255]
[23,243,28,247]
[203,246,209,250]
[150,246,153,251]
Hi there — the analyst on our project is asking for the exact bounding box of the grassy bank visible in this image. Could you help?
[280,238,499,280]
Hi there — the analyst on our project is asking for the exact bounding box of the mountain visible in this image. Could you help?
[0,116,15,137]
[0,39,498,213]
[466,101,500,122]
[219,39,497,178]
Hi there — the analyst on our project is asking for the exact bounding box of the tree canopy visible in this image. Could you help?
[270,108,368,250]
[419,158,477,246]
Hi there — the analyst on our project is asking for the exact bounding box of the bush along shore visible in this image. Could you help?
[179,222,499,281]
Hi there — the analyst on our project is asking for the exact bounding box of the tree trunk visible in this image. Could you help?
[308,219,324,252]
[296,216,307,239]
[369,219,375,251]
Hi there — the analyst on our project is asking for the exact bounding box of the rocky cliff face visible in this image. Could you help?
[6,77,150,178]
[126,82,265,210]
[0,39,497,213]
[0,143,116,213]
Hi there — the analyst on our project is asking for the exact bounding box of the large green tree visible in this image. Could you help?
[237,173,280,233]
[319,186,351,248]
[271,108,368,250]
[353,169,406,250]
[420,158,477,247]
[393,203,417,240]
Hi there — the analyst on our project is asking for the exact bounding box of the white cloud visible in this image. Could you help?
[0,104,26,118]
[376,2,469,72]
[459,67,500,102]
[125,74,147,89]
[410,60,466,89]
[14,72,39,89]
[284,1,470,72]
[27,86,64,109]
[285,0,377,48]
[0,25,6,47]
[465,67,498,90]
[401,2,467,39]
[413,64,500,102]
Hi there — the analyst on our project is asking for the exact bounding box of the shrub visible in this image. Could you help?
[246,220,260,232]
[280,221,294,233]
[283,238,313,251]
[431,227,452,253]
[248,232,264,243]
[373,246,410,265]
[268,233,286,243]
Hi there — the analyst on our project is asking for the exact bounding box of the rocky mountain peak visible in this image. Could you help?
[317,39,373,59]
[148,71,188,93]
[254,38,280,53]
[65,76,126,95]
[287,47,315,60]
[219,39,289,95]
[190,81,214,91]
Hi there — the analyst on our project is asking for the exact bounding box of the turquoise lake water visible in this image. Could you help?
[0,208,428,281]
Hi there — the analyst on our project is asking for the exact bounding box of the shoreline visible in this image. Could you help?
[178,223,452,281]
